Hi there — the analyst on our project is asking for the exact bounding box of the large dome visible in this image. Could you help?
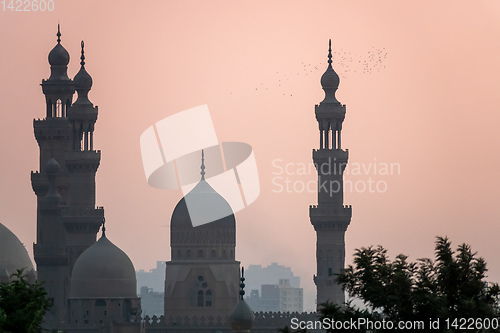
[171,179,235,228]
[170,179,236,248]
[70,233,136,298]
[0,223,36,283]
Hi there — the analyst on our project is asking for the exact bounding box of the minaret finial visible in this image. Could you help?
[239,267,245,300]
[101,217,106,237]
[57,24,61,44]
[328,39,332,65]
[200,149,206,180]
[80,40,85,67]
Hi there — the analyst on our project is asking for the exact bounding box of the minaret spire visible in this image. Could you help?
[200,149,206,180]
[239,267,245,300]
[328,39,332,65]
[80,40,85,67]
[57,24,61,44]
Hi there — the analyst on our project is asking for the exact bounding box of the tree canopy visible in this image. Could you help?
[0,269,51,333]
[319,236,500,332]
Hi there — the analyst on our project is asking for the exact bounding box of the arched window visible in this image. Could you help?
[205,290,212,307]
[197,290,204,307]
[56,99,62,117]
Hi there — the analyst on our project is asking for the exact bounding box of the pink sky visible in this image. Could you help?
[2,0,500,311]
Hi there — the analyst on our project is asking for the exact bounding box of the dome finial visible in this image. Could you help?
[200,149,206,180]
[80,40,85,67]
[239,267,245,300]
[328,39,332,65]
[57,24,61,44]
[101,217,106,237]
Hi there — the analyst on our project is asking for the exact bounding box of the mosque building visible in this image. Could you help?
[0,27,351,332]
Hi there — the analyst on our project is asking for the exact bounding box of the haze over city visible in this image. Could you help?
[1,0,500,312]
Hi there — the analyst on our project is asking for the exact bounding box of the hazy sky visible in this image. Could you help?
[1,0,500,311]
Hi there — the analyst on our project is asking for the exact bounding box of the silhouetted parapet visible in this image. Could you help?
[252,311,319,329]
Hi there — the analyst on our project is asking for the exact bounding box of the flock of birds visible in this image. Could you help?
[229,47,389,97]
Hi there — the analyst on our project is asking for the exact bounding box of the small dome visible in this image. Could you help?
[0,223,36,283]
[70,233,136,298]
[48,43,70,67]
[45,157,61,174]
[229,300,255,331]
[74,66,93,91]
[73,41,93,92]
[321,65,340,91]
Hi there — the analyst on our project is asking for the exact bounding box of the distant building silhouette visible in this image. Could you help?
[245,263,300,291]
[310,39,352,308]
[137,261,166,293]
[139,286,165,317]
[246,278,303,313]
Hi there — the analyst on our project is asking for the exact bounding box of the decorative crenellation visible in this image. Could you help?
[143,312,321,332]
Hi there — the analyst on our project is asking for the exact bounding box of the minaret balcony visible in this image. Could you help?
[65,150,101,173]
[309,204,352,228]
[34,117,72,142]
[33,244,69,266]
[312,148,348,163]
[61,206,104,233]
[314,103,346,120]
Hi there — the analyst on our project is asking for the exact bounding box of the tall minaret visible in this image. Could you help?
[310,40,352,308]
[32,26,104,326]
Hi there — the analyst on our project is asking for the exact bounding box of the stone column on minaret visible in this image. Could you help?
[310,40,352,309]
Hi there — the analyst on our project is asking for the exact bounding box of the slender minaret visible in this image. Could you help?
[32,27,104,326]
[310,40,352,308]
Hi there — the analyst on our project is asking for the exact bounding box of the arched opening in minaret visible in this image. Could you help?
[56,99,62,117]
[197,290,204,307]
[205,290,212,307]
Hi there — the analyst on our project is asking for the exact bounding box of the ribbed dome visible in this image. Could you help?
[48,43,70,67]
[70,234,136,298]
[171,179,235,229]
[0,223,36,283]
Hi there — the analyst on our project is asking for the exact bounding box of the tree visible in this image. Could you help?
[323,236,500,332]
[0,269,51,333]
